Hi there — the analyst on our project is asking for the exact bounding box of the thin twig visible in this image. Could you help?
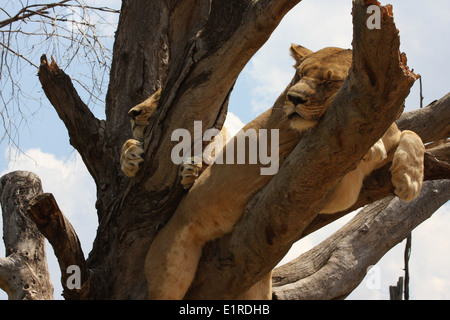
[404,233,411,300]
[419,77,424,109]
[0,41,38,68]
[0,0,72,29]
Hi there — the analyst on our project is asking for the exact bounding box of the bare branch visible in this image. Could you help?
[0,0,119,148]
[272,179,450,300]
[28,193,89,300]
[397,92,450,143]
[37,54,107,185]
[0,1,72,29]
[0,41,38,68]
[0,1,119,29]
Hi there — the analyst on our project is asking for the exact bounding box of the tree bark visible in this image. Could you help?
[272,179,450,300]
[396,92,450,143]
[0,171,53,300]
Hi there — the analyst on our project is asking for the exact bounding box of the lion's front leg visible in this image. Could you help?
[120,139,144,177]
[179,156,203,189]
[390,130,425,202]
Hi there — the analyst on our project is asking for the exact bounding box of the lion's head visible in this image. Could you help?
[128,88,161,141]
[284,45,352,132]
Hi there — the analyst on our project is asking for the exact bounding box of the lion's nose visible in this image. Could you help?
[287,93,308,106]
[128,109,142,120]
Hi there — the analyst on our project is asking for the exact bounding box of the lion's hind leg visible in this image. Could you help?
[390,130,425,202]
[145,220,204,300]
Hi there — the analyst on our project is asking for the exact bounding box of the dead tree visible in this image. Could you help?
[1,0,449,300]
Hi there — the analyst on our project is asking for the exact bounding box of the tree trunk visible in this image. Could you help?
[2,0,450,300]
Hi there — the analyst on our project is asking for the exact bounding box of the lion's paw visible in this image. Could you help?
[363,139,387,163]
[121,139,144,177]
[179,156,203,189]
[390,132,424,202]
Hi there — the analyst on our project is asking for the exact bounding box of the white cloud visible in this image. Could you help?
[246,54,293,115]
[224,111,245,139]
[277,237,315,267]
[277,211,358,267]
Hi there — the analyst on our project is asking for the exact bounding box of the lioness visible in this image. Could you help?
[122,45,424,300]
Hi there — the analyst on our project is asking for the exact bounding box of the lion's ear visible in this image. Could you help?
[290,44,313,67]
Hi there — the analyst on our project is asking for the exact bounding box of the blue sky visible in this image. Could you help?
[1,0,449,300]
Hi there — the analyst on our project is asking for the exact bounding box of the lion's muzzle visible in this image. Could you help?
[296,104,327,120]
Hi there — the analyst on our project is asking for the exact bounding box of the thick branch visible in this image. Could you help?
[0,171,53,300]
[37,55,106,186]
[272,179,450,300]
[397,92,450,144]
[186,0,418,299]
[28,193,89,300]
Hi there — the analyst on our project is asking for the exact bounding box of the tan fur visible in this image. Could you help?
[130,88,161,141]
[120,139,144,177]
[142,45,425,300]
